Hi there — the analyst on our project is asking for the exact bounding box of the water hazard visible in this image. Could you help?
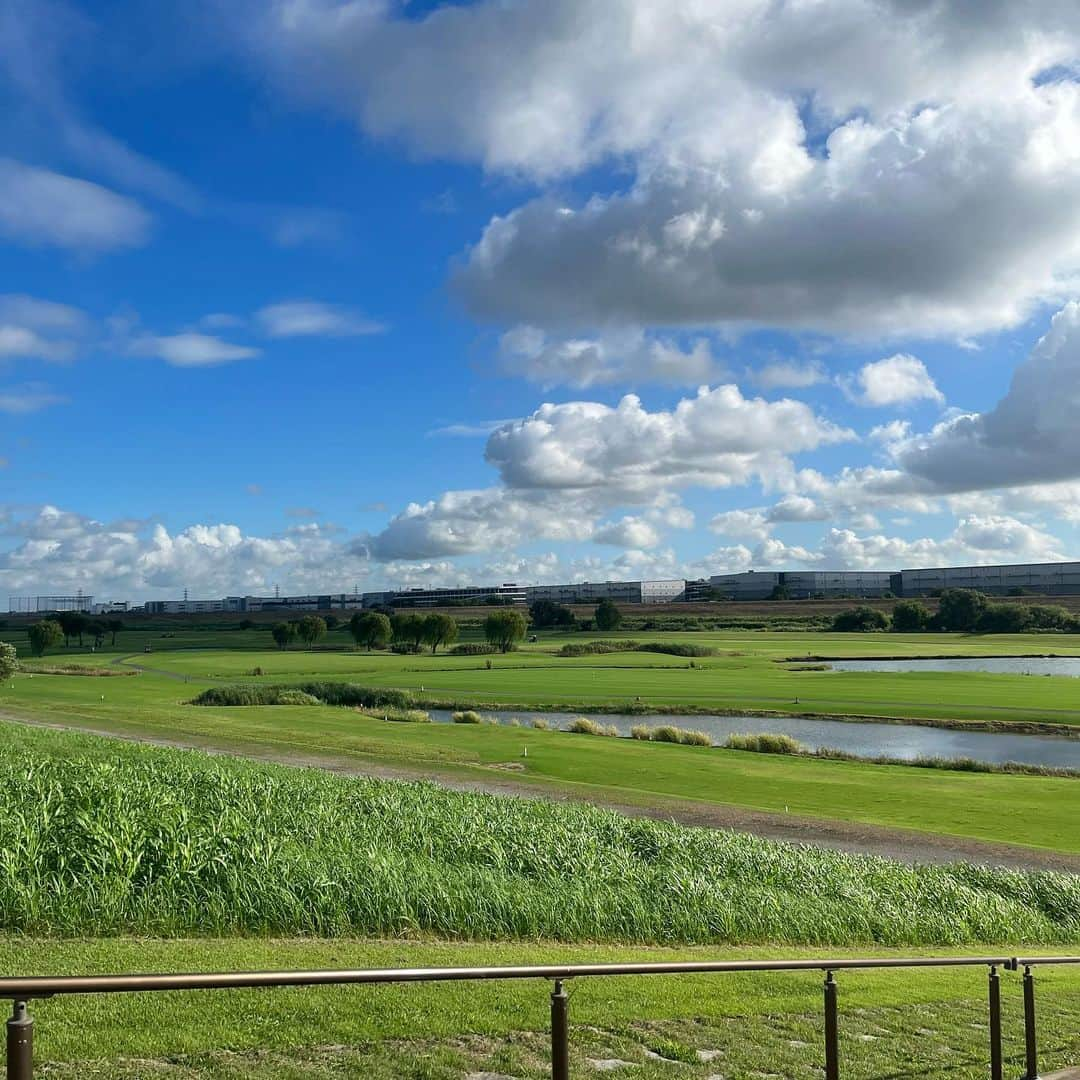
[827,656,1080,677]
[429,708,1080,770]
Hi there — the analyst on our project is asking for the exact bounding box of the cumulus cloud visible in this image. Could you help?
[897,301,1080,490]
[594,516,662,549]
[130,333,260,368]
[0,159,151,251]
[255,301,385,339]
[0,507,370,599]
[498,325,720,388]
[485,386,852,497]
[844,354,944,407]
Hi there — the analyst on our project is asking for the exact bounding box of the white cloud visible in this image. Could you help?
[130,333,259,368]
[498,325,720,388]
[0,382,67,413]
[845,354,944,407]
[0,294,90,362]
[225,0,1080,339]
[749,360,827,391]
[0,159,151,251]
[485,385,852,497]
[428,419,517,438]
[255,300,385,339]
[271,208,347,248]
[897,301,1080,490]
[0,507,371,600]
[594,516,662,549]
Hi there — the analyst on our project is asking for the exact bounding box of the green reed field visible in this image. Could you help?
[5,721,1080,945]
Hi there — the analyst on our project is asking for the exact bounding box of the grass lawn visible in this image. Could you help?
[8,936,1080,1078]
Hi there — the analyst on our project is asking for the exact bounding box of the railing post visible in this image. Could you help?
[824,970,839,1080]
[551,979,569,1080]
[6,1000,32,1080]
[1023,966,1040,1080]
[988,965,1003,1080]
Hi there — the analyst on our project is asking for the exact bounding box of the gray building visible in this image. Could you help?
[524,579,685,605]
[899,561,1080,597]
[708,570,894,600]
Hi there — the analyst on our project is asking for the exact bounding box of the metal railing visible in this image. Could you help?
[2,954,1076,1079]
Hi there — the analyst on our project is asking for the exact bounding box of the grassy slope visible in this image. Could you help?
[5,658,1080,852]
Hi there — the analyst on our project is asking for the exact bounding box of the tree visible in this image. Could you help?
[484,609,527,653]
[976,604,1032,634]
[1028,605,1074,631]
[0,641,17,681]
[296,615,327,648]
[57,611,87,648]
[768,584,791,600]
[391,612,427,650]
[936,588,988,632]
[595,598,622,631]
[324,615,340,631]
[238,619,255,631]
[86,620,107,649]
[349,611,392,651]
[271,622,295,650]
[832,606,890,632]
[422,613,459,653]
[28,620,63,657]
[106,618,124,646]
[891,600,930,633]
[529,600,576,630]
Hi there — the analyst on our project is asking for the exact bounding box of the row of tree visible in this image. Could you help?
[832,589,1080,633]
[528,597,622,631]
[20,616,122,656]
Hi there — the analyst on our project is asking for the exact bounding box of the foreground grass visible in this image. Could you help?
[4,722,1080,944]
[8,936,1080,1077]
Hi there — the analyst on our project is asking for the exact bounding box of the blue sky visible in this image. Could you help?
[2,0,1079,601]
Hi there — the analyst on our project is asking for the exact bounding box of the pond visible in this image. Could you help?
[428,708,1080,770]
[826,656,1080,677]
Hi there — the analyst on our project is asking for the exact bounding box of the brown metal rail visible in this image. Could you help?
[3,953,1072,1080]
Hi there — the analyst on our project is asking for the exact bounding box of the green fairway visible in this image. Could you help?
[5,633,1080,853]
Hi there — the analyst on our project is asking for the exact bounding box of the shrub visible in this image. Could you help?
[630,724,654,740]
[382,709,432,723]
[390,642,424,654]
[248,666,266,676]
[832,606,891,632]
[191,684,412,710]
[1028,605,1075,631]
[977,603,1033,633]
[274,690,322,706]
[452,710,483,724]
[0,642,17,681]
[566,716,618,736]
[448,642,500,655]
[529,717,550,730]
[647,725,711,746]
[557,640,640,657]
[650,725,683,743]
[634,642,713,657]
[891,600,931,633]
[724,733,805,755]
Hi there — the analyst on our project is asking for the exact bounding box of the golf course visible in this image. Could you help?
[5,615,1080,1076]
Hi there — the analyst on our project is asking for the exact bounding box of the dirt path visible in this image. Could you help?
[6,710,1079,874]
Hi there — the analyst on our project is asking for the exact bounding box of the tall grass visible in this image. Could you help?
[6,724,1080,945]
[724,733,805,755]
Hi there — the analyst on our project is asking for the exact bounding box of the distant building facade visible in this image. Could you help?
[707,570,895,600]
[899,561,1080,597]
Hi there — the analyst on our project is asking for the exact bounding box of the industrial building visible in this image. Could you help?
[19,559,1080,616]
[706,570,895,600]
[899,561,1080,597]
[524,579,685,606]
